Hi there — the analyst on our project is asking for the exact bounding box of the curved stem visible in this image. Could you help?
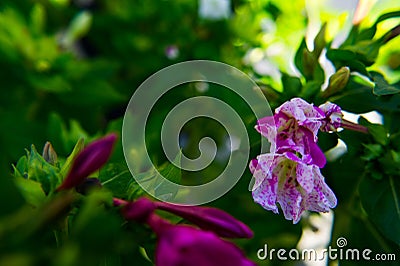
[341,119,369,134]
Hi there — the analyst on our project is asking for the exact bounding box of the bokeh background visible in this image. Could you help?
[1,0,400,265]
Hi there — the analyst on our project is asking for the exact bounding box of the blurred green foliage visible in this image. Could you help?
[1,0,400,265]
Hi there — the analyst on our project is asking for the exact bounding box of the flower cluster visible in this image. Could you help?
[250,98,343,223]
[57,134,255,265]
[116,197,256,266]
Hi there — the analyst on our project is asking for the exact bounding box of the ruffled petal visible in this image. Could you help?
[296,162,314,194]
[276,174,303,223]
[251,154,279,213]
[255,116,276,143]
[276,98,324,137]
[306,166,337,212]
[252,175,279,214]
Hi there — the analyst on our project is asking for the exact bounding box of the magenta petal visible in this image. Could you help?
[249,159,258,174]
[57,133,117,191]
[154,201,253,239]
[122,197,156,223]
[255,115,277,143]
[156,225,256,266]
[252,174,279,214]
[301,129,326,168]
[309,140,326,168]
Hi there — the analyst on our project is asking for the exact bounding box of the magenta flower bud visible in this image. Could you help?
[147,215,256,266]
[154,201,253,238]
[113,198,128,207]
[318,102,343,132]
[121,197,156,223]
[57,133,117,191]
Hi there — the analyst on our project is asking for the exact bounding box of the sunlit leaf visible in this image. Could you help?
[371,71,400,96]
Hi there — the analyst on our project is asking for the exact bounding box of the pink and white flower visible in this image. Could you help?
[250,153,337,224]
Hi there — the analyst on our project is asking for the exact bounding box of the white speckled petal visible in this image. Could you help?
[296,162,314,194]
[306,166,337,212]
[276,177,303,224]
[252,175,279,214]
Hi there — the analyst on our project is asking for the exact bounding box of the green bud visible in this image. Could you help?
[302,49,315,79]
[322,67,350,98]
[62,11,92,47]
[42,142,58,165]
[30,3,46,35]
[313,23,327,57]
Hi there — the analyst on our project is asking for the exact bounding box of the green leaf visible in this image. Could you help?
[62,80,125,106]
[14,155,28,178]
[70,190,124,260]
[99,163,134,199]
[13,177,46,207]
[326,49,358,62]
[27,74,72,93]
[331,77,400,113]
[30,3,46,35]
[391,150,400,164]
[378,151,400,176]
[312,23,327,58]
[294,38,308,78]
[299,80,322,100]
[281,73,302,97]
[341,11,400,46]
[359,176,400,245]
[127,170,155,200]
[358,11,400,42]
[154,152,182,201]
[294,37,325,82]
[344,40,382,66]
[47,113,89,154]
[0,175,25,217]
[63,11,93,46]
[60,138,85,178]
[346,60,370,77]
[390,132,400,148]
[326,49,371,76]
[371,71,400,96]
[361,144,383,161]
[359,117,389,146]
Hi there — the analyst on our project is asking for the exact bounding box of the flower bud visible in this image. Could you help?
[121,197,156,223]
[57,134,117,191]
[322,67,350,98]
[318,102,343,132]
[155,201,253,238]
[42,141,58,165]
[153,222,256,266]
